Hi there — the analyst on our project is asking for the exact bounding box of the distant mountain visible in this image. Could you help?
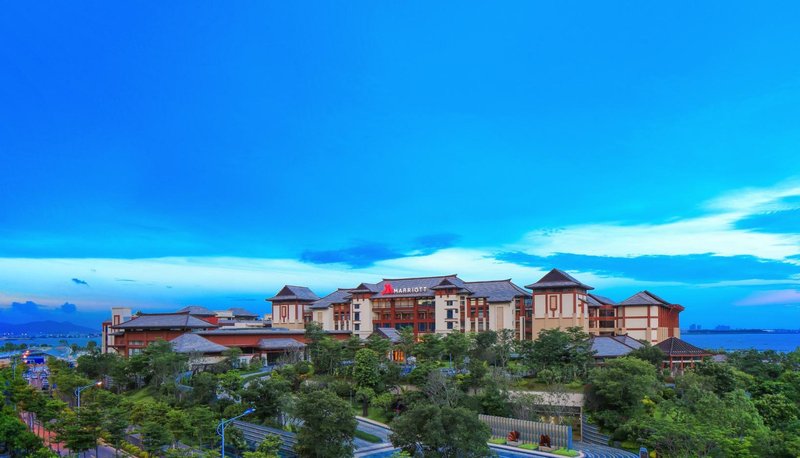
[0,320,99,335]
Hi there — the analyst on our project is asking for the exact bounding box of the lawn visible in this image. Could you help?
[350,401,391,424]
[123,387,156,403]
[354,430,382,443]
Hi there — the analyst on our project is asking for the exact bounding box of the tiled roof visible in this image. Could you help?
[464,279,531,302]
[258,338,307,350]
[586,293,617,307]
[267,285,320,302]
[591,335,644,358]
[112,313,216,330]
[228,307,259,318]
[525,269,594,291]
[656,337,709,356]
[310,289,353,310]
[619,290,680,308]
[350,282,381,293]
[373,275,467,298]
[170,333,229,353]
[176,305,216,316]
[372,327,402,343]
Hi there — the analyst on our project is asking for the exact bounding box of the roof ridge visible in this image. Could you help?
[463,279,513,284]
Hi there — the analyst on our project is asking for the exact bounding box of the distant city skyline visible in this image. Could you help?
[1,3,799,328]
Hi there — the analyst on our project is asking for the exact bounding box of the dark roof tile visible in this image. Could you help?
[525,268,594,290]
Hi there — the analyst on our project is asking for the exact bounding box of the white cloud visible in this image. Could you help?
[513,180,800,261]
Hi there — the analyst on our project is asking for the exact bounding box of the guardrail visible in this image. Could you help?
[231,420,297,457]
[478,414,572,449]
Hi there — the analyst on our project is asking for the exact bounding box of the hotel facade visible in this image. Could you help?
[269,268,683,344]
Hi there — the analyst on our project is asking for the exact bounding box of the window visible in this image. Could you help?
[446,300,454,306]
[354,324,360,331]
[354,312,360,321]
[129,340,144,346]
[447,322,454,330]
[354,303,360,309]
[446,310,454,319]
[418,323,426,331]
[129,348,142,356]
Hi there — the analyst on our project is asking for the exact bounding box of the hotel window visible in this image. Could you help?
[129,340,144,346]
[447,322,453,330]
[354,303,359,309]
[446,300,454,306]
[446,310,454,319]
[418,323,426,332]
[354,312,360,321]
[354,324,360,331]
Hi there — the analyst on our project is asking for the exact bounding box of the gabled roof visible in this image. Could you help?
[656,337,709,356]
[619,291,683,310]
[525,269,594,291]
[350,282,380,294]
[591,335,644,358]
[112,313,217,330]
[176,305,216,316]
[310,289,353,310]
[586,293,617,307]
[372,327,402,344]
[228,307,259,318]
[170,333,229,353]
[267,285,320,302]
[463,279,531,302]
[258,338,307,350]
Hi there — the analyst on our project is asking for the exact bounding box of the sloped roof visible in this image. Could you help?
[656,337,709,356]
[586,293,617,307]
[373,275,468,298]
[464,279,531,302]
[591,335,644,358]
[267,285,320,302]
[258,338,307,350]
[619,291,681,309]
[525,269,594,291]
[310,289,352,310]
[170,333,229,353]
[176,305,216,316]
[228,307,259,318]
[372,327,402,343]
[350,282,381,294]
[113,313,216,330]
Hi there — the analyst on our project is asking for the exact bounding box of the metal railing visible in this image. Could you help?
[478,414,572,449]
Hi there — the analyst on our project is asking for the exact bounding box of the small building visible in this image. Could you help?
[655,336,710,373]
[170,333,230,368]
[590,335,645,365]
[267,286,320,330]
[371,327,405,361]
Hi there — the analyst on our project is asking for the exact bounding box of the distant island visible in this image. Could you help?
[0,320,99,336]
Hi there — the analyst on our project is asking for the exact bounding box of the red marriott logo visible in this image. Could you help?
[382,283,394,295]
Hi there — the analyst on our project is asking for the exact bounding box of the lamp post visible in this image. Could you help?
[74,381,102,408]
[217,407,255,458]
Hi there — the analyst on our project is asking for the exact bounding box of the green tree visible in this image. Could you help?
[416,334,444,362]
[390,404,492,457]
[243,434,282,458]
[103,405,129,457]
[397,327,417,361]
[442,332,471,369]
[141,419,173,454]
[588,356,660,432]
[294,390,357,458]
[241,377,290,426]
[628,343,666,368]
[365,334,392,358]
[755,393,800,430]
[354,348,382,389]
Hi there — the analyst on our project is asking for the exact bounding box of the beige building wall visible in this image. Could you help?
[531,291,589,337]
[270,302,306,330]
[434,293,461,335]
[352,297,373,339]
[313,308,334,331]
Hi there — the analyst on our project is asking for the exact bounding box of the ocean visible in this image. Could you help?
[682,333,800,353]
[1,336,100,348]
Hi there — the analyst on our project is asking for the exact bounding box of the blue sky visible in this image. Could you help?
[1,2,799,329]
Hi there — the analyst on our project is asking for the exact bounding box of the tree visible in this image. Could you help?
[416,334,444,362]
[441,332,471,369]
[294,390,357,458]
[166,409,193,448]
[755,393,799,430]
[314,337,344,375]
[390,404,492,457]
[365,334,392,358]
[397,327,417,361]
[189,371,218,405]
[243,434,282,458]
[218,371,243,402]
[523,327,593,381]
[354,348,381,390]
[628,343,666,368]
[103,406,130,457]
[0,409,49,457]
[241,377,290,426]
[587,356,660,432]
[141,419,173,454]
[494,329,516,368]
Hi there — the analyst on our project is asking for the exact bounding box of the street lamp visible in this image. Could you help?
[217,407,255,458]
[74,381,102,408]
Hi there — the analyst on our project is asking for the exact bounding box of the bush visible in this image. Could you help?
[329,379,354,398]
[354,429,382,443]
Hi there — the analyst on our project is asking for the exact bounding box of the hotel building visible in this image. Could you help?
[273,268,683,344]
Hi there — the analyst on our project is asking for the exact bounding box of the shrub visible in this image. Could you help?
[519,443,538,450]
[488,438,507,445]
[552,447,579,457]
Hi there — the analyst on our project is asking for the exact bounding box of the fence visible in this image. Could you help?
[478,414,572,449]
[232,419,298,457]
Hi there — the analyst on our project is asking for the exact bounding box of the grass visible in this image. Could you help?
[354,430,382,443]
[552,447,579,457]
[518,443,538,450]
[123,387,156,402]
[488,438,507,445]
[350,401,391,424]
[511,379,585,392]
